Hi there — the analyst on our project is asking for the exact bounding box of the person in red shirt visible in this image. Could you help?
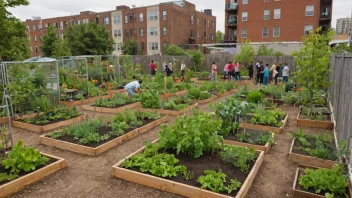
[227,61,234,80]
[234,61,241,80]
[150,60,156,79]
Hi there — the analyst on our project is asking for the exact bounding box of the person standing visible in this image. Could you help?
[234,61,241,80]
[227,61,234,80]
[211,62,217,81]
[248,61,254,79]
[269,61,278,83]
[256,61,261,84]
[150,60,156,79]
[283,63,289,82]
[223,62,229,79]
[180,61,187,77]
[259,62,265,84]
[263,65,269,86]
[273,66,279,85]
[125,79,143,98]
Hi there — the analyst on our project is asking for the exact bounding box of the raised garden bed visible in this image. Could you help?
[112,140,264,198]
[82,102,141,114]
[160,90,188,99]
[297,106,333,129]
[12,108,88,133]
[108,89,125,96]
[215,89,238,98]
[40,115,168,156]
[288,131,338,169]
[223,129,274,153]
[193,95,217,105]
[0,152,66,198]
[138,103,198,116]
[292,165,351,198]
[60,95,111,106]
[240,114,288,134]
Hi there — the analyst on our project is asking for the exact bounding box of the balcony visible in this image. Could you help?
[223,35,237,43]
[319,12,331,20]
[226,18,237,27]
[225,3,238,11]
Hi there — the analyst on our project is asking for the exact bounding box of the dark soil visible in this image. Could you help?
[19,115,81,126]
[299,114,331,122]
[126,148,257,197]
[0,157,57,185]
[295,168,347,198]
[291,136,338,161]
[225,128,271,146]
[92,102,134,109]
[48,119,155,148]
[242,116,284,128]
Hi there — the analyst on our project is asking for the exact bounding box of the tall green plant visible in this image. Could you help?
[292,28,334,111]
[235,41,255,67]
[188,50,205,71]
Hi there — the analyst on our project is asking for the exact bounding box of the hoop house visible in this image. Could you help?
[4,61,59,115]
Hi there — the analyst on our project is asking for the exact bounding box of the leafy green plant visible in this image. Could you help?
[198,71,209,80]
[197,169,241,194]
[337,140,350,159]
[0,173,18,182]
[94,93,137,108]
[158,111,223,158]
[140,91,161,109]
[258,133,274,145]
[246,91,264,104]
[235,132,253,144]
[219,145,257,173]
[250,106,285,127]
[20,107,81,125]
[2,141,49,174]
[298,165,348,197]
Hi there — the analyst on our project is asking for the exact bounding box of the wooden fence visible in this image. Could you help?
[329,53,352,143]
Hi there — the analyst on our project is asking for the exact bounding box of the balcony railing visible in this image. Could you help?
[223,35,237,43]
[320,12,331,19]
[226,3,238,11]
[226,18,238,26]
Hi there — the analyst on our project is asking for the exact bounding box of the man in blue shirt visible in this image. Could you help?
[263,64,269,86]
[125,79,143,97]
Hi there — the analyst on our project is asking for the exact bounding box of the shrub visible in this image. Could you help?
[198,71,209,80]
[246,91,264,104]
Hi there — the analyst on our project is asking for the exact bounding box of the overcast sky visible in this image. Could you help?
[8,0,352,32]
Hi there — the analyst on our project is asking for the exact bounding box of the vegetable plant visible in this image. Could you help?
[246,90,264,104]
[197,169,241,194]
[188,87,212,100]
[140,90,161,109]
[220,145,257,173]
[20,107,81,125]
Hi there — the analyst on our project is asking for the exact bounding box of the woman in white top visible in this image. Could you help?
[180,61,187,77]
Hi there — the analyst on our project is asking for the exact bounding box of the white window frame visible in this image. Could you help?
[197,31,200,38]
[262,28,269,37]
[60,21,63,29]
[162,10,167,20]
[264,10,270,20]
[77,20,80,25]
[103,17,109,25]
[114,30,118,37]
[83,19,89,24]
[34,35,37,41]
[140,28,144,36]
[306,5,314,16]
[148,11,158,21]
[304,25,313,35]
[124,15,128,24]
[241,28,247,38]
[148,27,158,36]
[243,0,248,4]
[149,42,158,51]
[38,24,42,30]
[273,27,280,37]
[274,8,281,19]
[197,17,199,25]
[163,27,167,36]
[113,16,118,24]
[32,24,36,31]
[242,12,248,21]
[139,13,143,22]
[191,15,194,24]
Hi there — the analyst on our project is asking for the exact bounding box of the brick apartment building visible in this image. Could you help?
[23,0,216,57]
[224,0,332,43]
[336,17,351,35]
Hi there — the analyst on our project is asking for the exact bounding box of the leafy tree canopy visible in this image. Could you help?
[256,45,285,56]
[121,39,142,55]
[0,0,30,61]
[164,45,188,56]
[65,23,114,56]
[234,40,255,65]
[333,43,351,53]
[188,50,205,71]
[51,39,72,58]
[40,26,58,57]
[216,31,223,43]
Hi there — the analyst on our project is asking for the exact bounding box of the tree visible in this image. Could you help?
[333,43,351,53]
[65,23,114,56]
[121,39,142,55]
[216,31,223,43]
[40,26,58,57]
[234,41,255,66]
[0,0,30,61]
[164,45,188,56]
[51,39,72,58]
[188,50,204,71]
[256,45,285,56]
[291,27,335,110]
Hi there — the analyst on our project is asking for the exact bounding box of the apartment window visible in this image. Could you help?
[204,31,206,38]
[211,34,214,41]
[139,13,143,22]
[83,19,89,24]
[129,14,133,21]
[242,12,248,21]
[34,36,37,41]
[212,21,215,28]
[148,10,158,21]
[35,46,38,54]
[306,5,314,16]
[262,28,268,37]
[304,25,313,35]
[197,31,200,38]
[264,10,270,20]
[163,27,168,36]
[139,28,144,36]
[116,43,122,51]
[113,16,118,24]
[117,30,121,36]
[71,19,75,26]
[149,27,158,36]
[125,29,129,37]
[28,36,31,41]
[133,29,136,36]
[273,27,280,37]
[207,20,209,27]
[163,42,168,47]
[60,21,63,29]
[130,29,133,36]
[243,0,248,4]
[77,20,80,25]
[140,43,144,51]
[124,15,128,23]
[38,24,42,30]
[114,30,118,37]
[274,8,281,19]
[64,21,68,27]
[149,42,158,50]
[32,24,36,31]
[39,35,43,40]
[191,15,194,24]
[241,28,247,38]
[26,25,29,31]
[163,10,167,20]
[264,0,268,1]
[54,22,58,28]
[197,17,199,25]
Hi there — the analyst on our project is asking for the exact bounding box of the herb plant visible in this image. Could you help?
[246,90,264,104]
[20,107,80,125]
[219,145,257,173]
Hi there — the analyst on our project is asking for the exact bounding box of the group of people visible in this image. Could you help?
[150,60,188,79]
[223,61,241,80]
[255,61,290,86]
